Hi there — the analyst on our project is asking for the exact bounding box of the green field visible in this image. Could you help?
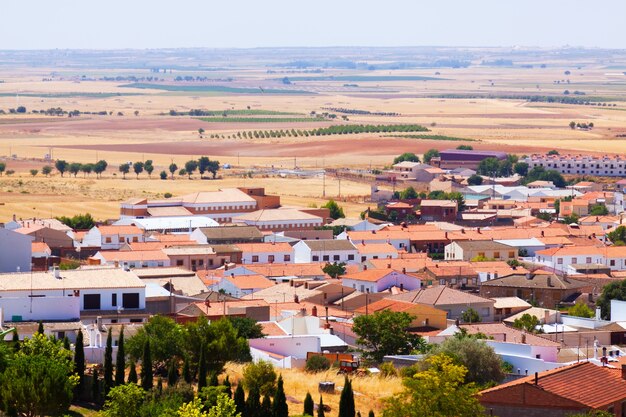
[0,92,141,98]
[197,116,323,123]
[121,83,313,95]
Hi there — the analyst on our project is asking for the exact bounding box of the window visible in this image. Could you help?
[84,294,101,310]
[105,237,112,243]
[122,293,140,309]
[557,258,563,265]
[572,257,577,265]
[268,255,275,263]
[348,254,354,261]
[333,255,340,261]
[112,293,117,307]
[118,237,124,243]
[586,257,592,264]
[312,255,319,261]
[493,252,500,259]
[283,255,290,262]
[132,236,138,243]
[323,255,329,262]
[361,256,367,262]
[440,279,446,285]
[198,259,204,266]
[252,255,259,263]
[176,260,184,266]
[478,252,485,258]
[611,260,616,266]
[508,251,515,258]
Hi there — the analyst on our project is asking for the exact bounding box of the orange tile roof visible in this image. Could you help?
[32,242,51,253]
[260,322,288,336]
[535,246,604,257]
[354,299,419,314]
[98,225,143,235]
[480,361,626,409]
[243,263,326,277]
[15,225,45,235]
[150,233,192,242]
[223,274,275,290]
[342,269,401,283]
[128,241,197,251]
[354,243,398,254]
[368,257,432,272]
[461,323,559,347]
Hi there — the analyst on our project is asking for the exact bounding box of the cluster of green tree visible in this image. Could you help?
[208,129,311,139]
[456,145,473,151]
[393,152,420,164]
[520,165,566,188]
[0,162,6,176]
[423,149,439,163]
[569,121,595,129]
[169,109,298,116]
[320,107,398,116]
[311,124,428,135]
[56,212,96,230]
[597,278,626,319]
[476,155,521,178]
[608,226,626,246]
[55,159,109,178]
[322,199,345,219]
[423,190,466,211]
[389,134,476,142]
[0,330,78,416]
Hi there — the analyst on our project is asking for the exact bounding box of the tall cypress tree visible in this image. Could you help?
[63,336,71,351]
[37,321,44,335]
[223,375,232,398]
[128,359,138,384]
[11,329,20,352]
[317,396,325,417]
[103,328,114,394]
[74,330,85,397]
[303,392,314,416]
[261,393,272,417]
[368,411,374,417]
[141,340,153,390]
[182,357,192,384]
[167,359,178,386]
[209,371,219,387]
[197,343,207,390]
[115,326,126,385]
[92,368,100,404]
[338,377,355,417]
[272,375,288,417]
[234,384,246,417]
[246,385,261,417]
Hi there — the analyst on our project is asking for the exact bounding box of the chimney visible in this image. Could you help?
[53,266,61,279]
[311,305,318,317]
[477,227,481,234]
[534,372,539,385]
[402,267,406,274]
[596,307,602,321]
[541,230,545,237]
[445,232,448,239]
[363,265,368,271]
[544,309,550,325]
[503,333,506,342]
[461,229,465,234]
[387,263,391,269]
[547,276,552,287]
[294,294,299,303]
[12,214,16,222]
[521,334,526,344]
[621,364,626,380]
[525,272,532,280]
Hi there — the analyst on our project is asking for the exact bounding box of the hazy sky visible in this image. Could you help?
[2,0,625,50]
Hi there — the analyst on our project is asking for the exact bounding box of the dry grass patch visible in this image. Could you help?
[225,362,402,416]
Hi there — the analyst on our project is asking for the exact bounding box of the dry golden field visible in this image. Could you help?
[0,61,625,219]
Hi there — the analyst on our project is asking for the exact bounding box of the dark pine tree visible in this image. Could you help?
[261,393,272,417]
[368,411,375,417]
[223,375,232,398]
[103,328,114,394]
[234,384,246,417]
[74,330,86,397]
[246,385,261,417]
[128,359,138,384]
[11,329,20,352]
[317,396,325,417]
[115,326,126,385]
[303,392,314,416]
[37,321,44,335]
[209,371,219,387]
[182,357,192,384]
[63,336,70,351]
[338,377,355,417]
[141,340,153,390]
[197,343,207,390]
[167,359,178,386]
[92,368,100,404]
[272,375,288,417]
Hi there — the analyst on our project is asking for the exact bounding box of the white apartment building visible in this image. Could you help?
[522,154,626,177]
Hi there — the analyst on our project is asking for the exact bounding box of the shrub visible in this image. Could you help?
[164,192,173,199]
[305,355,330,373]
[242,360,277,396]
[378,361,397,377]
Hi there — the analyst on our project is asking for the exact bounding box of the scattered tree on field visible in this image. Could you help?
[119,163,130,179]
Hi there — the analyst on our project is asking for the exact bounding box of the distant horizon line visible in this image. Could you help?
[0,44,623,52]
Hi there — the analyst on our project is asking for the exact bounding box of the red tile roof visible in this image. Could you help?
[480,361,626,409]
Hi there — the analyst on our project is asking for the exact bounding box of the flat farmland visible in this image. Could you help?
[0,52,625,218]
